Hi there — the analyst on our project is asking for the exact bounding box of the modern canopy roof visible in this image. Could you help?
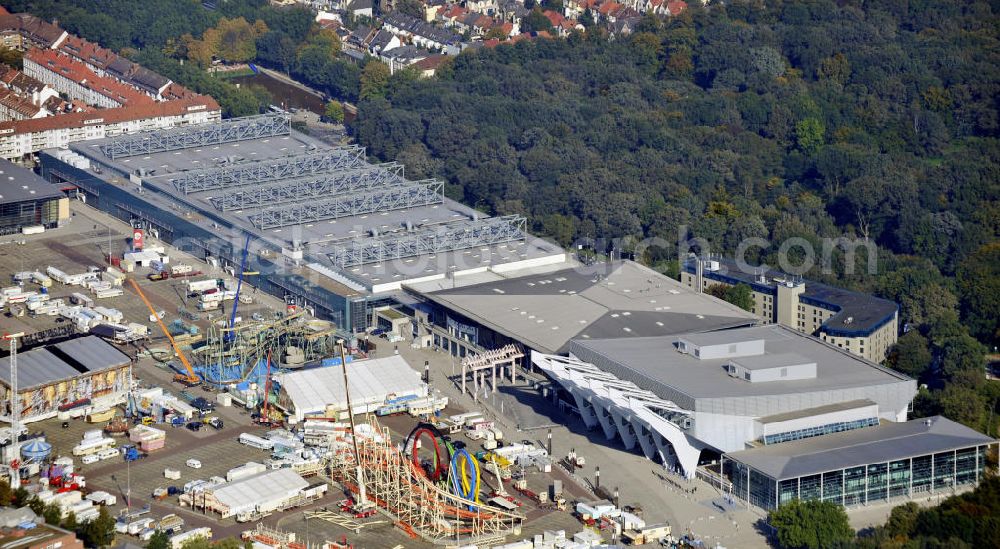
[725,416,996,480]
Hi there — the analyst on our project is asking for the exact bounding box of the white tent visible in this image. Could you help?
[277,354,427,421]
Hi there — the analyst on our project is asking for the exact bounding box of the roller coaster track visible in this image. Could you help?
[333,416,522,546]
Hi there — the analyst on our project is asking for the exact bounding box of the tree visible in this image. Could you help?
[724,284,754,312]
[61,511,77,532]
[214,18,267,63]
[395,0,424,18]
[324,100,344,123]
[0,46,23,69]
[887,331,932,379]
[521,8,553,33]
[794,118,825,154]
[42,501,62,526]
[0,479,11,506]
[956,242,1000,346]
[147,530,170,549]
[937,385,986,428]
[79,506,115,548]
[940,333,987,381]
[27,496,44,515]
[359,61,391,100]
[769,499,854,549]
[579,8,595,28]
[256,31,297,72]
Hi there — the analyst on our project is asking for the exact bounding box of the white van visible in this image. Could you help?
[81,454,100,465]
[98,447,120,460]
[186,459,202,469]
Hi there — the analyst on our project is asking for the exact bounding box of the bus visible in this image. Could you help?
[238,433,274,450]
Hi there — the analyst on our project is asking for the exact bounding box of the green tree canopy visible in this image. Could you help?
[769,499,854,549]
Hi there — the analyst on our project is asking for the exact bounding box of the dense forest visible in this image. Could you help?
[2,0,998,434]
[351,2,1000,432]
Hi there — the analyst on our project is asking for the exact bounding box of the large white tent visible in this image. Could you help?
[276,354,427,421]
[208,468,308,517]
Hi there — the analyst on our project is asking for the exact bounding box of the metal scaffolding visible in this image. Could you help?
[100,113,290,159]
[329,215,526,268]
[172,146,366,194]
[210,163,406,212]
[332,416,523,546]
[249,181,444,229]
[191,309,338,386]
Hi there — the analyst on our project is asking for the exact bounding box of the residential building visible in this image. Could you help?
[0,156,68,235]
[23,49,152,109]
[0,10,68,51]
[0,89,46,121]
[0,96,221,161]
[681,257,899,361]
[382,12,463,54]
[57,36,173,99]
[531,324,917,480]
[724,416,996,510]
[0,68,59,107]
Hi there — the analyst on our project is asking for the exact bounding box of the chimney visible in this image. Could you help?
[424,361,430,383]
[613,486,620,508]
[594,466,600,489]
[547,429,552,456]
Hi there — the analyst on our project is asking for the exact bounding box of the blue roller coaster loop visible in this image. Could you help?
[449,448,480,509]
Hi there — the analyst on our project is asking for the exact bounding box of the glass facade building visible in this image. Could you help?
[725,418,995,511]
[763,417,879,445]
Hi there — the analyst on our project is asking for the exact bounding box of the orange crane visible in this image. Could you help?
[127,278,200,386]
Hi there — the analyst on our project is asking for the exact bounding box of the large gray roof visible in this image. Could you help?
[726,416,996,480]
[67,128,561,292]
[411,261,758,354]
[569,324,914,404]
[0,157,64,204]
[0,336,129,389]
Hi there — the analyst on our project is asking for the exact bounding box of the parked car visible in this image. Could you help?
[186,459,202,469]
[186,422,202,432]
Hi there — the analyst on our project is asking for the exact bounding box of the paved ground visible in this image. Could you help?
[0,202,287,341]
[394,340,774,548]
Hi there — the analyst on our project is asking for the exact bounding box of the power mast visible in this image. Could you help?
[4,332,24,485]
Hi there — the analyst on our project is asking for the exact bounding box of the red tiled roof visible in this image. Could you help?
[0,6,9,15]
[543,10,565,26]
[667,0,687,15]
[442,6,467,19]
[25,49,152,107]
[474,15,494,28]
[413,54,449,71]
[0,96,220,134]
[597,2,620,15]
[0,13,65,46]
[499,22,514,35]
[0,88,43,117]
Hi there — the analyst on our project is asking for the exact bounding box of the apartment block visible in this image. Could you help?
[681,258,899,361]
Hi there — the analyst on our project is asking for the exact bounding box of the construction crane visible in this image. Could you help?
[225,234,253,344]
[128,278,200,386]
